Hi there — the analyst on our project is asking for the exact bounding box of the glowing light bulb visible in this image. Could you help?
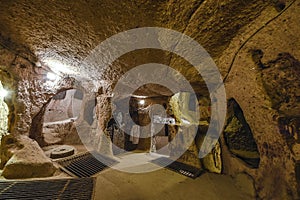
[139,99,145,105]
[0,89,8,98]
[46,72,57,81]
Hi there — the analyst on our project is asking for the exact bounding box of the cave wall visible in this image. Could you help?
[221,1,300,199]
[44,89,82,123]
[0,0,299,199]
[0,43,76,142]
[41,89,83,145]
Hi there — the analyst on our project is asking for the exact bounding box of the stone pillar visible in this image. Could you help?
[172,125,202,169]
[96,95,113,157]
[137,112,151,151]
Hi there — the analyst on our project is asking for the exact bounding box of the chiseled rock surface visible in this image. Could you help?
[222,2,300,199]
[0,0,299,199]
[1,135,56,179]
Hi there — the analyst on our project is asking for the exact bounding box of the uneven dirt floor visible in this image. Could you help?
[94,163,256,200]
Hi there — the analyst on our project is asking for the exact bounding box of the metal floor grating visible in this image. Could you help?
[0,177,94,200]
[57,151,118,178]
[151,157,203,179]
[112,146,126,155]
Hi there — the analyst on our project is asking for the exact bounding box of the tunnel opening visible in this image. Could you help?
[109,94,172,155]
[42,89,83,146]
[107,90,214,177]
[223,98,260,168]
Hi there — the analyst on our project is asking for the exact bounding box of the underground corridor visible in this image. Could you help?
[0,0,300,199]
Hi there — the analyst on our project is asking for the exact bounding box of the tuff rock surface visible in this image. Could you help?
[0,0,299,199]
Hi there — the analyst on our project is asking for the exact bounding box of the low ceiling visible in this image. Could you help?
[0,0,274,97]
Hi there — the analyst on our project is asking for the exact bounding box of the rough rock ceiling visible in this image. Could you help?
[0,0,273,96]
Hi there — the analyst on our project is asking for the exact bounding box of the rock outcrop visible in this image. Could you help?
[1,135,56,179]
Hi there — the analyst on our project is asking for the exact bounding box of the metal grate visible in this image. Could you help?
[112,146,126,155]
[0,178,94,200]
[151,157,203,179]
[57,151,118,178]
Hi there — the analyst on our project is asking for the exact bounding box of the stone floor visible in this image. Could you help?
[93,152,256,200]
[0,145,256,199]
[93,168,256,200]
